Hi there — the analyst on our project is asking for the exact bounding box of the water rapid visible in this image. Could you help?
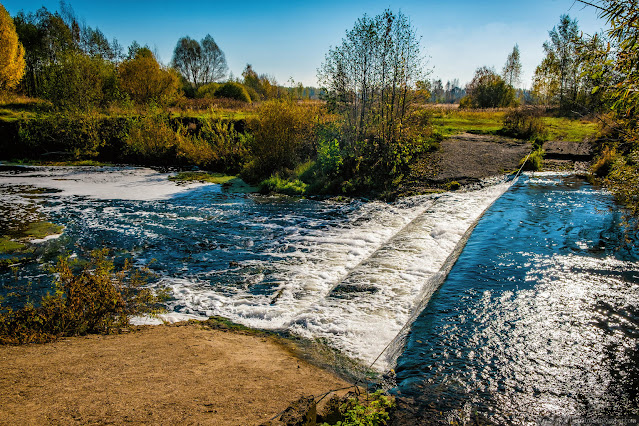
[1,166,509,371]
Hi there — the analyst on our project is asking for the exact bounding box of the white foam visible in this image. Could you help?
[0,166,212,200]
[30,233,63,243]
[129,312,208,325]
[160,180,512,371]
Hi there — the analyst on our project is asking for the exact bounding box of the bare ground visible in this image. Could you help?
[399,133,530,195]
[0,323,352,425]
[400,133,594,195]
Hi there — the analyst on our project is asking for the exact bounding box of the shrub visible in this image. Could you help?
[18,112,105,159]
[519,147,545,171]
[317,137,343,177]
[259,176,307,195]
[244,100,318,180]
[0,249,167,344]
[214,82,251,103]
[606,148,639,217]
[501,107,547,140]
[464,66,516,108]
[196,82,220,98]
[125,114,181,165]
[446,181,461,190]
[592,145,618,177]
[319,390,395,426]
[198,118,251,173]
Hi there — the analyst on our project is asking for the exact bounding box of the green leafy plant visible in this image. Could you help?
[259,175,308,196]
[317,137,343,177]
[446,181,461,191]
[320,390,395,426]
[519,147,545,171]
[0,249,168,344]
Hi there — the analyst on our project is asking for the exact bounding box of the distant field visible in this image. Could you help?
[424,106,598,142]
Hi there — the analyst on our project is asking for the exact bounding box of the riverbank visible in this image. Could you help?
[0,321,354,425]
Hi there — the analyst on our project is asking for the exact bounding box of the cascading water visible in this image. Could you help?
[0,165,510,371]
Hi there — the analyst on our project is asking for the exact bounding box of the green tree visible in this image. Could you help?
[0,3,26,92]
[200,34,227,83]
[39,50,117,110]
[242,64,279,100]
[118,46,181,105]
[318,9,426,149]
[533,15,581,109]
[502,44,522,88]
[462,66,515,108]
[577,0,639,220]
[172,34,227,88]
[172,36,201,87]
[13,5,121,103]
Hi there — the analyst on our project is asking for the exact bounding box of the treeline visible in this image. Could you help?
[7,3,319,110]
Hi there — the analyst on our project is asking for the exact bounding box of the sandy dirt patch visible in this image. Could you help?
[0,323,352,425]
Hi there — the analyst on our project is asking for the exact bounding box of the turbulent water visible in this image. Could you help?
[2,166,638,423]
[393,173,639,424]
[0,165,509,370]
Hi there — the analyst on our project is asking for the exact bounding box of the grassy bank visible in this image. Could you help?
[0,98,600,199]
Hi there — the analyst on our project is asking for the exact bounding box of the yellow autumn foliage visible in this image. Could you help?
[0,3,26,91]
[118,48,180,105]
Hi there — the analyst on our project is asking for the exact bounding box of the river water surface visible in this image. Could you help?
[1,166,637,423]
[393,173,639,423]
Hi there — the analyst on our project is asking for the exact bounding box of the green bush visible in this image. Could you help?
[319,390,395,426]
[214,82,251,103]
[125,114,235,168]
[196,82,220,98]
[259,175,308,195]
[446,181,461,190]
[606,148,639,217]
[501,107,547,140]
[199,118,251,174]
[317,138,343,177]
[18,112,105,159]
[124,114,181,165]
[0,249,167,344]
[464,67,517,109]
[244,100,319,180]
[591,145,617,177]
[519,147,545,171]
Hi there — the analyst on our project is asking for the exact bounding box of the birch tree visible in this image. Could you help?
[502,44,522,88]
[318,10,426,150]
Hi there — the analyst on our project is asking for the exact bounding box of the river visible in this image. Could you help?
[1,166,637,423]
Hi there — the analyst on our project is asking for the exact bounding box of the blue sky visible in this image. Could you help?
[4,0,605,89]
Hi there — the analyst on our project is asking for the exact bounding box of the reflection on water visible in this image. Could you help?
[393,174,639,424]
